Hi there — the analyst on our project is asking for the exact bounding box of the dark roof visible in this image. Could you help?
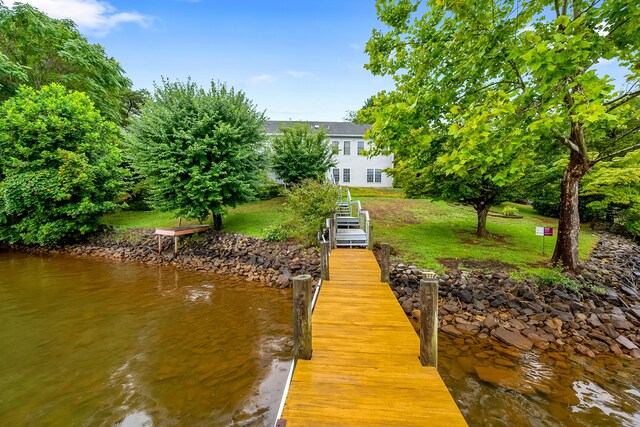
[265,120,371,137]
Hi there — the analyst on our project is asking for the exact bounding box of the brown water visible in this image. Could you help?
[2,252,639,426]
[0,252,292,426]
[438,333,640,426]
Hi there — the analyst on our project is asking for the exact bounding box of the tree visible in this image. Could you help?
[362,83,531,237]
[0,84,122,245]
[126,78,266,230]
[0,3,131,124]
[582,149,640,237]
[344,96,375,124]
[270,123,337,185]
[366,0,640,272]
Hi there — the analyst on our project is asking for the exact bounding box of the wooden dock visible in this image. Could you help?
[279,248,467,426]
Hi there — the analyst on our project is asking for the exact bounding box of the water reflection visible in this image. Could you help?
[438,332,640,426]
[0,252,292,426]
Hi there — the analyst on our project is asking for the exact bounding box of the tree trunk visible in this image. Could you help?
[475,202,490,238]
[551,151,588,273]
[213,213,223,230]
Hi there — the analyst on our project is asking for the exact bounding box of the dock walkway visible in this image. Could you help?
[279,248,467,426]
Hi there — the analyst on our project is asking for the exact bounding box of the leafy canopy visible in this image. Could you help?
[270,123,337,185]
[0,84,122,245]
[366,0,639,264]
[0,3,131,124]
[126,78,267,227]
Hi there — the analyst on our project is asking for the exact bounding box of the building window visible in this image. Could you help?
[357,140,365,155]
[375,169,382,183]
[332,168,340,183]
[343,168,350,183]
[332,140,339,152]
[367,168,374,183]
[343,141,351,155]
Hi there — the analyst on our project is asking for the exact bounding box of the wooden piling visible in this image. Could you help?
[293,274,313,360]
[329,217,336,249]
[380,243,390,283]
[320,241,330,280]
[174,236,179,255]
[419,275,438,368]
[367,224,374,250]
[158,236,162,254]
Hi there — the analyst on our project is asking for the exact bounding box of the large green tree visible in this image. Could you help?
[0,84,122,245]
[270,123,337,185]
[366,0,639,272]
[127,79,266,230]
[0,3,131,124]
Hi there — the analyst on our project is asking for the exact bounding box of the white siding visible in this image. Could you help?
[327,138,393,187]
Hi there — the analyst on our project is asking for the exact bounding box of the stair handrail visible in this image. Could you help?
[354,200,371,247]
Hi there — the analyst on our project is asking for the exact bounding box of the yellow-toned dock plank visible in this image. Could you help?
[281,249,467,426]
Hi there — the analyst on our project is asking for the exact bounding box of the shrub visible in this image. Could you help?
[501,206,520,216]
[255,175,283,201]
[263,224,289,242]
[265,179,339,245]
[0,84,122,245]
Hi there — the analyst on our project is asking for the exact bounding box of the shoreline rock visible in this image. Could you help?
[4,228,320,289]
[384,233,640,360]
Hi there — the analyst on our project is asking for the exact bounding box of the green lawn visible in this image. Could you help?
[101,197,285,238]
[363,197,598,273]
[101,194,599,274]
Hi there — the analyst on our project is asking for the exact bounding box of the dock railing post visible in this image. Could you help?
[293,274,312,360]
[367,224,374,250]
[380,243,390,283]
[320,241,330,280]
[419,274,438,368]
[329,217,336,249]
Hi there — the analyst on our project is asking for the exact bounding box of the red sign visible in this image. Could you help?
[544,227,553,236]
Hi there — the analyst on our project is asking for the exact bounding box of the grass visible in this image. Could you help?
[361,197,599,273]
[101,197,285,239]
[101,194,600,274]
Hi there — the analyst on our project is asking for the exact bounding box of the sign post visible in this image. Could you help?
[536,227,554,253]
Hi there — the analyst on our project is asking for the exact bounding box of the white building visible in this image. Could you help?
[266,121,394,187]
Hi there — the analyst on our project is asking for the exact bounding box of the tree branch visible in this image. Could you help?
[508,59,526,92]
[554,0,561,17]
[555,135,581,153]
[605,89,640,112]
[592,126,640,163]
[593,142,640,165]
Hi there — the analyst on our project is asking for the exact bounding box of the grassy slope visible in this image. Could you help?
[365,197,598,272]
[101,197,285,239]
[101,191,599,274]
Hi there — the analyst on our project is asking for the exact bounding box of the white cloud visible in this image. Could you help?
[285,70,312,78]
[4,0,153,35]
[248,74,275,85]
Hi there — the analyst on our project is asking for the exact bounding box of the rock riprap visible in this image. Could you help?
[384,233,640,360]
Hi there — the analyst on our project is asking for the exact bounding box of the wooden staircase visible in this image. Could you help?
[334,189,370,248]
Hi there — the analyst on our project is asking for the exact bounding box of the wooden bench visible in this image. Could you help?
[155,225,211,255]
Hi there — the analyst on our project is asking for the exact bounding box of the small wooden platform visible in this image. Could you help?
[155,225,210,255]
[280,249,467,426]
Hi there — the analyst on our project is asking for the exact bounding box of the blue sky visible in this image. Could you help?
[7,0,394,121]
[6,1,629,121]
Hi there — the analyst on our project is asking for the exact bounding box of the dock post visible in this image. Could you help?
[380,243,390,283]
[367,224,374,250]
[293,274,312,360]
[329,217,336,249]
[158,235,162,254]
[174,236,179,255]
[419,274,438,368]
[320,241,330,280]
